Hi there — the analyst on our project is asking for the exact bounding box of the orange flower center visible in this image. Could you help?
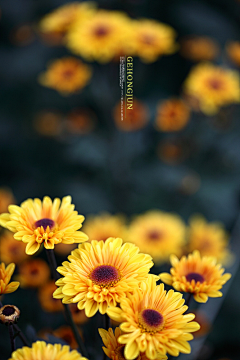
[94,25,109,37]
[186,272,204,283]
[207,78,223,90]
[148,230,164,241]
[89,265,121,288]
[35,218,55,230]
[138,309,165,333]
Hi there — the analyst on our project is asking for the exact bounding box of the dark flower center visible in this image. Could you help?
[94,26,109,37]
[186,272,204,283]
[141,309,164,328]
[208,78,223,90]
[148,230,163,241]
[89,265,120,287]
[35,218,55,230]
[2,306,15,316]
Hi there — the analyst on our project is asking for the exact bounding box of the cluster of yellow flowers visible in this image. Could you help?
[0,196,232,360]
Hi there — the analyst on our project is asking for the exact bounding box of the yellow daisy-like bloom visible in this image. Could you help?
[184,63,240,115]
[155,99,190,132]
[40,2,96,35]
[126,19,177,63]
[187,216,233,265]
[0,262,19,295]
[0,196,88,255]
[66,10,132,63]
[128,211,186,265]
[53,237,153,317]
[82,213,127,242]
[8,341,88,360]
[39,57,92,95]
[107,275,200,359]
[226,41,240,67]
[159,251,231,303]
[99,327,168,360]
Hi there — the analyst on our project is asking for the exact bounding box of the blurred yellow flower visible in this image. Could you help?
[16,258,50,288]
[184,63,240,115]
[107,275,200,359]
[99,327,168,360]
[66,10,132,63]
[34,111,63,137]
[187,216,233,265]
[53,326,80,349]
[0,187,15,214]
[53,237,153,317]
[113,99,150,132]
[180,36,219,61]
[0,230,28,264]
[40,2,96,36]
[82,213,127,242]
[69,303,89,325]
[157,140,186,165]
[0,196,88,255]
[155,99,190,132]
[39,57,92,95]
[128,211,186,264]
[160,250,231,303]
[9,341,88,360]
[0,262,19,295]
[38,281,63,312]
[126,19,177,63]
[226,41,240,66]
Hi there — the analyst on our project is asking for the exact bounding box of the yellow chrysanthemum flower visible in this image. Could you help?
[66,10,132,63]
[53,237,153,317]
[187,216,233,265]
[0,196,88,255]
[159,251,231,303]
[99,327,168,360]
[8,341,88,360]
[107,275,200,359]
[0,262,19,295]
[126,19,177,63]
[40,2,96,35]
[39,57,92,95]
[128,211,186,265]
[184,63,240,115]
[82,213,127,242]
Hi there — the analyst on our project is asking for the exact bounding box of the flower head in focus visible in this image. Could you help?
[53,237,153,317]
[0,231,28,264]
[180,36,219,62]
[0,262,19,295]
[99,327,168,360]
[0,196,88,255]
[155,99,190,132]
[187,216,233,265]
[128,211,186,265]
[39,57,92,95]
[184,63,240,115]
[8,341,88,360]
[126,19,177,63]
[107,275,200,359]
[159,251,231,303]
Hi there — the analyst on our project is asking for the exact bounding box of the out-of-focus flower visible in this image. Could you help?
[55,243,77,256]
[0,188,15,214]
[107,275,200,359]
[69,303,89,325]
[53,238,153,317]
[10,24,35,46]
[180,36,219,61]
[226,41,240,66]
[82,213,127,242]
[38,281,63,312]
[66,109,96,135]
[0,196,88,255]
[0,305,20,324]
[39,57,92,95]
[53,326,81,349]
[8,341,88,360]
[16,259,50,288]
[128,211,186,265]
[184,63,240,115]
[113,99,150,132]
[34,111,63,137]
[126,19,177,63]
[0,231,28,264]
[40,2,96,36]
[187,216,233,265]
[178,173,201,195]
[157,140,188,165]
[99,327,168,360]
[159,250,231,303]
[155,99,190,132]
[66,10,132,63]
[0,262,19,295]
[191,311,211,338]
